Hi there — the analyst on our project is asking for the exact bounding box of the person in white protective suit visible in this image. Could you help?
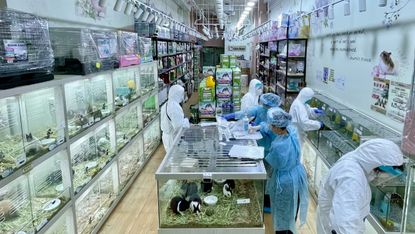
[160,85,190,152]
[289,87,323,144]
[317,139,404,234]
[241,79,263,111]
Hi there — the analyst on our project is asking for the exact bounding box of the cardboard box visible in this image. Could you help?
[229,55,237,68]
[199,101,216,117]
[217,99,233,114]
[216,68,233,84]
[203,66,216,78]
[232,67,241,86]
[216,84,232,99]
[220,54,230,68]
[232,86,241,98]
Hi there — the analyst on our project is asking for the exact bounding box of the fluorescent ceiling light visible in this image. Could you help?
[245,6,253,11]
[124,2,134,15]
[147,12,155,23]
[247,1,255,7]
[114,0,125,12]
[141,9,150,21]
[134,6,144,19]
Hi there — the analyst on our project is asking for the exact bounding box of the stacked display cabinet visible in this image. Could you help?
[303,93,414,234]
[275,38,307,110]
[0,61,161,234]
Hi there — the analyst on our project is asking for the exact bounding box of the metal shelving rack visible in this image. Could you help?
[0,62,162,234]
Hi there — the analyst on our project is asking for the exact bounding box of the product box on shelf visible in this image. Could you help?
[0,9,54,88]
[229,55,237,68]
[216,68,233,84]
[233,100,241,111]
[233,85,241,99]
[198,86,215,102]
[135,22,156,37]
[138,37,153,63]
[199,101,216,118]
[220,54,230,68]
[217,99,233,114]
[232,67,241,86]
[216,84,232,99]
[118,31,141,67]
[203,66,216,78]
[50,28,119,75]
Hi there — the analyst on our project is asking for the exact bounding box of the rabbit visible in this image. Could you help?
[170,196,189,215]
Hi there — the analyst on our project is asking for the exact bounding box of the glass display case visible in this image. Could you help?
[139,62,157,95]
[142,94,159,127]
[118,135,144,190]
[44,209,76,234]
[115,103,142,151]
[156,126,266,233]
[0,96,25,180]
[70,120,116,194]
[314,155,329,198]
[21,87,66,159]
[301,140,317,195]
[28,150,71,231]
[143,118,160,158]
[113,67,140,110]
[65,74,113,138]
[0,174,35,234]
[75,164,118,234]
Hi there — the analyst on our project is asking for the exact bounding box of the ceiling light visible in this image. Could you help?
[147,12,155,23]
[344,0,351,16]
[134,6,144,20]
[379,0,387,7]
[359,0,367,12]
[124,2,134,15]
[247,1,255,7]
[114,0,125,12]
[328,4,334,19]
[141,8,150,22]
[245,6,253,11]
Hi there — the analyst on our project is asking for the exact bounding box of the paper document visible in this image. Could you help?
[228,145,264,160]
[200,122,217,127]
[232,131,263,140]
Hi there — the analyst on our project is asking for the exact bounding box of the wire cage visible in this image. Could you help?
[118,31,140,67]
[0,9,54,88]
[50,28,119,75]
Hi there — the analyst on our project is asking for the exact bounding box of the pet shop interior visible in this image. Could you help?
[0,0,414,233]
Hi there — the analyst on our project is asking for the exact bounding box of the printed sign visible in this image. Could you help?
[387,81,411,122]
[370,77,390,115]
[4,40,28,63]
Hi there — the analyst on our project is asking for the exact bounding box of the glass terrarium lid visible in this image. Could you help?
[156,126,266,180]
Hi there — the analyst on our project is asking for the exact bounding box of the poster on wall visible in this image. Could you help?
[387,81,411,122]
[371,77,389,115]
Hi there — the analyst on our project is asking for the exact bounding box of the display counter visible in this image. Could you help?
[155,125,266,234]
[304,93,414,234]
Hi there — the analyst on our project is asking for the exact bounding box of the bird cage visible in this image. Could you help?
[0,9,54,89]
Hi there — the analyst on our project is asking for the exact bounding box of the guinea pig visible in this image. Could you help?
[223,180,236,197]
[170,196,189,215]
[188,194,202,215]
[0,199,19,219]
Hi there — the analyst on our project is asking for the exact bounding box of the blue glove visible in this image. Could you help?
[223,113,236,121]
[378,165,403,176]
[314,108,325,115]
[319,121,325,129]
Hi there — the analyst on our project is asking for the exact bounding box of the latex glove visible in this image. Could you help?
[319,121,325,130]
[314,108,325,116]
[223,113,236,121]
[249,125,260,134]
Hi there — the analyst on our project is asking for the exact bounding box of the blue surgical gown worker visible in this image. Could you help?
[224,93,281,126]
[265,108,309,234]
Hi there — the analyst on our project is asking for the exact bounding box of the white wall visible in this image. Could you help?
[267,0,415,132]
[5,0,190,29]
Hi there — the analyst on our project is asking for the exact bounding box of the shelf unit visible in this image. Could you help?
[275,38,307,110]
[303,93,413,234]
[152,36,196,103]
[0,62,161,234]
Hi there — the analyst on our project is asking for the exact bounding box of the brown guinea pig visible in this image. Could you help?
[0,199,19,219]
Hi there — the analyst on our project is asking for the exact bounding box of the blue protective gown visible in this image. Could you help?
[265,125,309,232]
[235,106,268,126]
[258,122,277,195]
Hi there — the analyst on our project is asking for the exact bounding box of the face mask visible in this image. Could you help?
[255,88,263,96]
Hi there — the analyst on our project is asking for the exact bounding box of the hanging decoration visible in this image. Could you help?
[383,0,410,26]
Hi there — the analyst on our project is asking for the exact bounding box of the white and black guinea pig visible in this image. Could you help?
[223,180,236,197]
[170,196,190,215]
[188,194,202,214]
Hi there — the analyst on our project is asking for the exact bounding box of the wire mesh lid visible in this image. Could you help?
[0,9,54,76]
[156,125,266,180]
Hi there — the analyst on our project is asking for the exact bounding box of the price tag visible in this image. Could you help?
[16,155,27,167]
[203,172,212,179]
[237,198,251,204]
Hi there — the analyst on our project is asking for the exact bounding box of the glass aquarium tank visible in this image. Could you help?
[70,121,116,194]
[0,174,35,234]
[156,126,266,232]
[113,67,140,110]
[139,62,156,95]
[314,156,329,197]
[21,87,66,159]
[142,95,159,127]
[118,135,144,190]
[28,150,71,231]
[318,130,355,166]
[115,104,142,150]
[301,140,317,194]
[44,209,75,234]
[0,96,25,180]
[144,118,160,158]
[75,164,118,234]
[65,74,113,138]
